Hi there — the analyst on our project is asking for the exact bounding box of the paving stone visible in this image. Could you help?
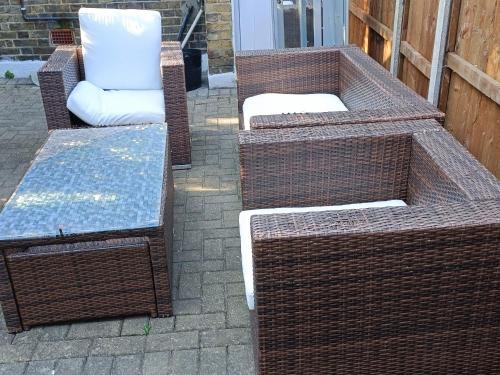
[225,248,242,271]
[149,317,175,334]
[223,210,240,228]
[55,357,85,373]
[204,238,224,259]
[83,356,113,375]
[182,230,203,251]
[0,343,36,363]
[173,250,201,263]
[142,351,170,375]
[25,360,55,375]
[0,85,251,373]
[202,284,226,313]
[175,313,226,331]
[90,336,145,356]
[182,260,225,273]
[170,349,199,375]
[200,328,251,348]
[225,283,246,297]
[11,329,40,345]
[204,204,222,220]
[185,197,203,213]
[111,354,143,375]
[146,331,198,352]
[67,320,122,339]
[204,271,244,284]
[173,299,202,315]
[32,339,91,360]
[178,272,202,299]
[0,362,26,375]
[200,347,227,375]
[227,296,250,328]
[35,324,70,342]
[228,345,254,375]
[121,316,150,337]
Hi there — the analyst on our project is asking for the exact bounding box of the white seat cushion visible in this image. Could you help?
[79,8,162,90]
[67,81,165,126]
[242,93,348,130]
[239,200,408,310]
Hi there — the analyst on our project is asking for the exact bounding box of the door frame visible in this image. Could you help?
[232,0,350,52]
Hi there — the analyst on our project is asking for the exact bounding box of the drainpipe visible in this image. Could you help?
[20,0,78,21]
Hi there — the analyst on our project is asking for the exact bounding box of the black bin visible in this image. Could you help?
[183,48,202,91]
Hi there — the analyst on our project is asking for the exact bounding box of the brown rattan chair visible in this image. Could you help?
[238,120,500,374]
[38,41,191,167]
[236,46,444,131]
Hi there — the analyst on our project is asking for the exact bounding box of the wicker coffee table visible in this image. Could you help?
[0,124,173,333]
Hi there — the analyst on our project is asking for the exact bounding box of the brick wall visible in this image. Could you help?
[205,0,234,74]
[0,0,207,61]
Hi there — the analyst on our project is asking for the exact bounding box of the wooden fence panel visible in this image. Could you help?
[400,0,438,97]
[348,0,500,178]
[444,0,499,177]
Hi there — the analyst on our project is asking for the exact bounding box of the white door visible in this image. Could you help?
[233,0,348,51]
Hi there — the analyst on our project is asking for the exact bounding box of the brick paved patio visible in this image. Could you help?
[0,81,254,374]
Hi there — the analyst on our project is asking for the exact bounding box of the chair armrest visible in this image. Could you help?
[38,45,81,130]
[235,47,343,113]
[161,41,191,166]
[408,131,500,204]
[239,120,442,210]
[250,200,500,371]
[248,105,444,130]
[341,47,443,117]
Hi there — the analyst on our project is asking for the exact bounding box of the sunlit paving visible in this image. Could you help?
[0,1,499,374]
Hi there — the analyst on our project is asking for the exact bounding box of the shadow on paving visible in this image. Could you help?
[0,81,255,375]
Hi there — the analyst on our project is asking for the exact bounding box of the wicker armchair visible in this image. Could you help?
[238,120,500,374]
[236,46,444,130]
[38,42,191,167]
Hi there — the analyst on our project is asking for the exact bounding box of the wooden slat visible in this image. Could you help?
[400,41,431,78]
[447,52,500,105]
[349,3,393,42]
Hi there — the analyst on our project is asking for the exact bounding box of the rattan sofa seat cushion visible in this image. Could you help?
[67,81,165,126]
[0,124,167,241]
[242,93,348,130]
[79,8,162,90]
[239,199,407,309]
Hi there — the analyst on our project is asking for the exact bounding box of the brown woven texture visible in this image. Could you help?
[238,120,500,374]
[235,46,444,130]
[0,138,174,333]
[38,42,191,166]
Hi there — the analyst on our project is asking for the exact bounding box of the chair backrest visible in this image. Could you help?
[79,7,162,90]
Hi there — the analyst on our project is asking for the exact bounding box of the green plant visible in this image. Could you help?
[4,70,14,79]
[143,323,152,336]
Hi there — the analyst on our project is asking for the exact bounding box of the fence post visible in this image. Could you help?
[390,0,405,76]
[428,0,452,106]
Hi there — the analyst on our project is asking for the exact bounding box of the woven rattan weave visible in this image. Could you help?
[38,41,191,166]
[0,125,174,333]
[239,120,500,374]
[236,46,444,130]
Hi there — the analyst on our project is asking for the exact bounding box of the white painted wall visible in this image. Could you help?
[232,0,274,51]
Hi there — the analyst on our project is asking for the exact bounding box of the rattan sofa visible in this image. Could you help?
[236,46,444,131]
[38,41,191,167]
[238,120,500,374]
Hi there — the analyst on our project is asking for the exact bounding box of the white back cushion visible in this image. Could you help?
[67,81,164,126]
[79,8,162,90]
[239,200,408,310]
[242,93,348,130]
